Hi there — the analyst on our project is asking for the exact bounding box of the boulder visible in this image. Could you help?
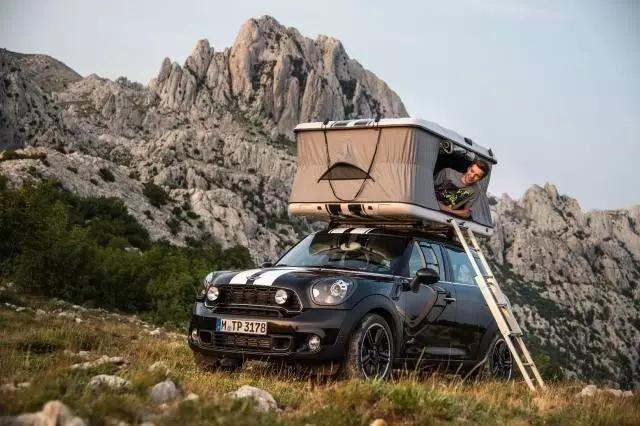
[149,379,180,404]
[228,385,277,412]
[0,400,85,426]
[86,375,131,391]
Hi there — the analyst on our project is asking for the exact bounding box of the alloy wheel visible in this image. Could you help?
[359,323,391,379]
[490,338,513,379]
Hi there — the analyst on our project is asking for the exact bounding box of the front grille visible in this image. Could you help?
[199,330,292,352]
[213,307,281,317]
[217,285,301,311]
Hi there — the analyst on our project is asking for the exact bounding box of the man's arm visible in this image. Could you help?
[438,202,471,218]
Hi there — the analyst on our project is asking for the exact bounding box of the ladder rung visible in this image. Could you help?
[508,331,523,337]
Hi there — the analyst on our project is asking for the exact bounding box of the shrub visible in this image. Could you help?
[0,175,254,325]
[143,182,169,207]
[98,167,115,182]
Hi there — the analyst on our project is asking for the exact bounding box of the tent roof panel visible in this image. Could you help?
[294,118,497,164]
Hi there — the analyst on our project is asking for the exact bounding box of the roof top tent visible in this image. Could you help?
[288,118,498,236]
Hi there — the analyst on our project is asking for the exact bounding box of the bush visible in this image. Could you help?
[0,176,253,326]
[98,167,115,182]
[143,182,169,207]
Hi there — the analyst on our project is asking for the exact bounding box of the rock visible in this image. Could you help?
[148,361,170,376]
[576,384,598,397]
[15,307,26,312]
[35,309,46,316]
[57,312,76,320]
[74,317,83,323]
[71,355,125,370]
[149,328,165,337]
[17,382,30,389]
[0,400,85,426]
[77,351,91,357]
[185,393,199,401]
[86,374,131,390]
[622,390,634,397]
[603,388,623,397]
[370,420,388,426]
[149,379,179,404]
[229,385,277,412]
[0,383,18,392]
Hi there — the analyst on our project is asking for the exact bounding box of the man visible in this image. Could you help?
[434,160,489,219]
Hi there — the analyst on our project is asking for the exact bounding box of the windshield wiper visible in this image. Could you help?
[305,265,363,271]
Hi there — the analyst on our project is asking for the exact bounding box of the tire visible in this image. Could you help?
[344,314,394,380]
[479,334,513,380]
[193,352,244,372]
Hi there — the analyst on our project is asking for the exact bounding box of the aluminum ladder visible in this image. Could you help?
[450,220,545,391]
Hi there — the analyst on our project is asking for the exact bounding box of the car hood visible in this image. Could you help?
[210,266,396,288]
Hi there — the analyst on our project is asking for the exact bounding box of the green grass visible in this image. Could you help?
[0,288,638,425]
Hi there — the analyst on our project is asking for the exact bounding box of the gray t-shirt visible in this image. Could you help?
[433,168,481,210]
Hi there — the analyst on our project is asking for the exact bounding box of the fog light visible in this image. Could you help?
[308,335,321,352]
[206,286,219,302]
[190,328,199,342]
[274,289,288,305]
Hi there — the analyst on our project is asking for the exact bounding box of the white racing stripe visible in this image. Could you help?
[229,268,263,284]
[329,228,349,234]
[350,228,374,234]
[253,267,308,286]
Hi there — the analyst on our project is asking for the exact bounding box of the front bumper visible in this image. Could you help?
[188,302,354,362]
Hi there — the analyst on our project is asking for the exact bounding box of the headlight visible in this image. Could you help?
[311,278,355,305]
[274,289,288,305]
[206,286,219,302]
[199,272,216,299]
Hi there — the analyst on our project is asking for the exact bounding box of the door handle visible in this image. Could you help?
[443,297,456,304]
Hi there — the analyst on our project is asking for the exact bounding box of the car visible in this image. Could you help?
[188,226,513,380]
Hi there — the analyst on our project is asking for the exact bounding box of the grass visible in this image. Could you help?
[0,287,638,425]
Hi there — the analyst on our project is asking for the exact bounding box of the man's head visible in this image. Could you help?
[462,160,489,185]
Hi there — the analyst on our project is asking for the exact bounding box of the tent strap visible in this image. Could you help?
[321,126,382,202]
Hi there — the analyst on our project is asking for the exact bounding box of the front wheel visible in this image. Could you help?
[344,314,394,380]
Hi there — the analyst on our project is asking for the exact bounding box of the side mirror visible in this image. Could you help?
[260,261,274,268]
[410,268,440,292]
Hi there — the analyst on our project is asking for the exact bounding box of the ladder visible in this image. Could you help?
[449,220,545,391]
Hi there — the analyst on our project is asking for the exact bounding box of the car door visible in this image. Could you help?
[442,245,493,360]
[400,240,456,360]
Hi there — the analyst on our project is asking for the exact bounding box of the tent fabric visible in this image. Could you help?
[289,123,494,229]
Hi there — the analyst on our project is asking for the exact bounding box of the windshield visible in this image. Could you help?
[276,232,410,275]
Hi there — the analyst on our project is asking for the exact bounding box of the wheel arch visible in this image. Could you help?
[346,295,404,358]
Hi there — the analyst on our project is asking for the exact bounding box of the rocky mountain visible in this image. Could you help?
[0,16,638,386]
[0,16,407,261]
[489,185,640,387]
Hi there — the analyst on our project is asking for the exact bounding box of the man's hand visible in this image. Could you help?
[457,208,471,218]
[439,202,471,218]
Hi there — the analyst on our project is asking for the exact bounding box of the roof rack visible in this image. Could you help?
[327,219,453,239]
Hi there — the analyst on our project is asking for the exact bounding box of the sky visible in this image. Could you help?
[1,0,638,210]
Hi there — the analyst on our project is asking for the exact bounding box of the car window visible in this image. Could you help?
[445,247,477,285]
[419,244,441,276]
[408,242,426,277]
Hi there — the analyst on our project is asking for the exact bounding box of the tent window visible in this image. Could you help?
[318,162,372,181]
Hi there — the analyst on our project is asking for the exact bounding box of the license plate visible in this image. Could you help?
[216,318,267,335]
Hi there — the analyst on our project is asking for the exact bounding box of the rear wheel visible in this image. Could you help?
[344,314,394,380]
[480,335,513,380]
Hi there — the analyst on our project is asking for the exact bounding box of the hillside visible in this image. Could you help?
[0,15,639,388]
[0,286,638,425]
